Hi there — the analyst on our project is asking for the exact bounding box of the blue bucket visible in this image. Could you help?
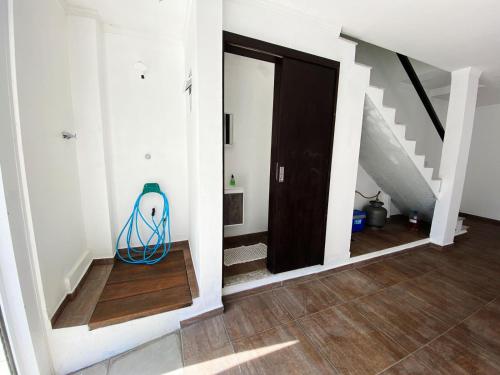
[352,210,366,233]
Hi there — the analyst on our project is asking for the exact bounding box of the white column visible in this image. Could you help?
[430,67,481,245]
[185,0,223,309]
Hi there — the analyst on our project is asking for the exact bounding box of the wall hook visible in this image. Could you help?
[62,131,77,140]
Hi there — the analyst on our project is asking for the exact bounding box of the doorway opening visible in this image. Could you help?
[223,52,274,286]
[222,32,339,288]
[346,38,444,258]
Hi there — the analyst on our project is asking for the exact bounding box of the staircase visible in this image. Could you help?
[359,85,442,221]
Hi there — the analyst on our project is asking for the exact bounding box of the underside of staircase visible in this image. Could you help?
[359,86,441,221]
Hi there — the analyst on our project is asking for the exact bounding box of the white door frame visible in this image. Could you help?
[0,0,53,373]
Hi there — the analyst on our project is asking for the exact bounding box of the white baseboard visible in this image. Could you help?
[64,250,92,294]
[222,237,430,296]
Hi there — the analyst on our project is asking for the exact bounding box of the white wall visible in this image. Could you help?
[461,104,500,220]
[223,0,371,265]
[184,1,202,283]
[104,31,189,246]
[352,40,447,178]
[44,4,224,371]
[12,0,88,317]
[354,165,381,210]
[69,15,114,260]
[184,0,224,310]
[224,53,274,237]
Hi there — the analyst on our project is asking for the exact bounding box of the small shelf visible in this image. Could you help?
[224,187,244,194]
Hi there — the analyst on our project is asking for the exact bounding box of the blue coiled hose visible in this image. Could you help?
[115,184,171,265]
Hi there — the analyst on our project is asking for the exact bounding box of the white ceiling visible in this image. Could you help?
[274,0,500,105]
[66,0,188,38]
[67,0,500,104]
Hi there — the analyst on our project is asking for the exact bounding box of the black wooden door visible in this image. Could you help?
[267,57,338,273]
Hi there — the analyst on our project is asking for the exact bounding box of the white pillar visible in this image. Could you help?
[185,0,223,309]
[430,67,481,246]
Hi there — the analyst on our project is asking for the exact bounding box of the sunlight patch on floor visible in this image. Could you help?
[168,340,299,374]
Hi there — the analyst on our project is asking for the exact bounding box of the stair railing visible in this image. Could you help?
[397,53,445,141]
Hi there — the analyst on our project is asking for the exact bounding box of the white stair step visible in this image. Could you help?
[361,96,440,219]
[429,179,442,193]
[414,154,426,169]
[404,140,416,155]
[393,124,407,139]
[366,86,384,106]
[381,107,396,125]
[422,167,434,181]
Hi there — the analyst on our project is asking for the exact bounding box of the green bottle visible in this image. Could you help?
[230,174,236,187]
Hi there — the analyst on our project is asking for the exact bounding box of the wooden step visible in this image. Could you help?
[52,263,113,329]
[52,241,198,330]
[89,249,192,330]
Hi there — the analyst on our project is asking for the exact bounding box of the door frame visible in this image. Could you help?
[222,31,340,283]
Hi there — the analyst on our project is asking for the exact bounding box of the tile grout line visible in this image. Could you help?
[223,246,498,372]
[224,283,343,373]
[220,315,244,373]
[294,311,342,373]
[224,257,443,346]
[221,231,497,368]
[105,358,110,375]
[375,295,500,375]
[179,327,186,368]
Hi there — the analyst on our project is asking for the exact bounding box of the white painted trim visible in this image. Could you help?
[64,250,92,294]
[182,0,194,42]
[225,0,339,35]
[222,237,430,296]
[0,1,54,372]
[181,303,224,322]
[102,24,183,45]
[64,4,101,19]
[56,0,69,13]
[64,4,183,43]
[349,238,430,262]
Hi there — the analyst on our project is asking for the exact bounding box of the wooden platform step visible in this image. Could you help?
[52,263,113,329]
[52,242,198,330]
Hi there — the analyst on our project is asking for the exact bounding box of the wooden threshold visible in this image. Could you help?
[52,241,198,330]
[51,260,113,329]
[180,306,224,328]
[222,242,433,304]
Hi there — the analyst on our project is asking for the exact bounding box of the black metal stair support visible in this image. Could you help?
[397,53,445,141]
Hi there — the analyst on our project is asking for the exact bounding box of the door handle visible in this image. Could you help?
[276,164,285,183]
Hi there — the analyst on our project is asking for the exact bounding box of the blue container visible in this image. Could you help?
[352,210,366,233]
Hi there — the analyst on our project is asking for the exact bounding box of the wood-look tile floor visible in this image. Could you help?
[350,215,430,257]
[76,217,500,375]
